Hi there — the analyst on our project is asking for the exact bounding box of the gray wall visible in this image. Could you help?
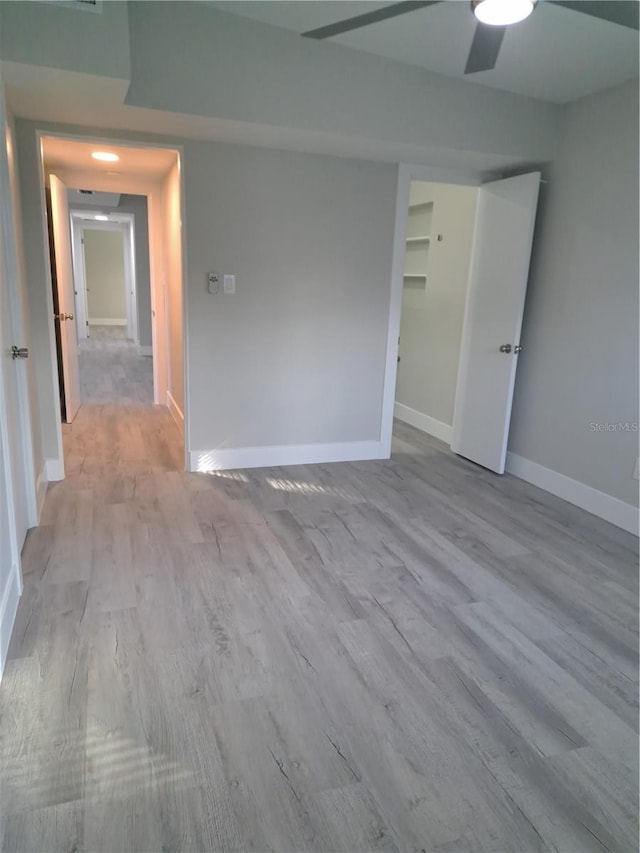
[509,79,639,506]
[186,141,396,451]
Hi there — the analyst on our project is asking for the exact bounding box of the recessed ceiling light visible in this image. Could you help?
[472,0,536,26]
[94,215,109,221]
[91,151,120,162]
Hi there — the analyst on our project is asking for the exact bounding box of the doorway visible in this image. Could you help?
[39,135,187,472]
[69,202,153,404]
[382,166,541,473]
[395,179,479,445]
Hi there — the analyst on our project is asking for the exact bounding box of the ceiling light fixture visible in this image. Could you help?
[472,0,536,26]
[94,214,109,221]
[91,151,119,162]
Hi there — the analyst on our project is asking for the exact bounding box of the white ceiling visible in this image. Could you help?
[210,0,639,103]
[43,137,178,178]
[3,64,525,176]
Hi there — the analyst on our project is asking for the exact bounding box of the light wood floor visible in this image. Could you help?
[79,326,153,404]
[1,405,638,852]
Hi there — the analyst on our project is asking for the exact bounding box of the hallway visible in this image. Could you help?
[0,411,637,852]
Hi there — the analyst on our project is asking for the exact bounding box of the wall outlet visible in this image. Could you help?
[634,457,639,480]
[207,272,219,294]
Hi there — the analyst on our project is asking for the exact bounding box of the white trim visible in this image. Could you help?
[167,390,184,436]
[138,345,152,357]
[35,461,48,522]
[70,217,89,340]
[380,163,490,458]
[0,560,21,681]
[75,215,138,341]
[45,457,64,482]
[505,452,639,536]
[88,317,127,326]
[178,151,190,475]
[36,132,65,472]
[394,403,452,444]
[380,166,410,457]
[70,212,138,343]
[124,217,137,342]
[190,440,383,473]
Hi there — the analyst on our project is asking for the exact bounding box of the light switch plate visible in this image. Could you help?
[223,274,236,294]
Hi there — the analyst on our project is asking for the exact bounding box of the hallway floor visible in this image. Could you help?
[1,411,638,852]
[79,325,153,404]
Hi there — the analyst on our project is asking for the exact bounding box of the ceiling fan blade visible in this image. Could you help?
[552,0,639,31]
[464,24,506,74]
[302,1,441,40]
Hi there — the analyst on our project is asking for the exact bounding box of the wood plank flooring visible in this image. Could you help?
[1,406,638,852]
[79,326,153,404]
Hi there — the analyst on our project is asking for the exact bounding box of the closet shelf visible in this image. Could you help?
[403,274,427,285]
[405,236,430,245]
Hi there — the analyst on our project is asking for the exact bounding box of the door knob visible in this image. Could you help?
[11,346,29,360]
[499,344,512,353]
[514,345,523,354]
[65,313,74,321]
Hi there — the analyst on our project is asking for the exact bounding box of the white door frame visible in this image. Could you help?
[70,212,137,341]
[380,163,491,457]
[35,130,188,474]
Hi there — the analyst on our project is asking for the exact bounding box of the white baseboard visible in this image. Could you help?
[505,452,639,536]
[394,403,453,444]
[138,345,152,357]
[190,439,383,473]
[0,560,21,682]
[35,461,48,523]
[88,318,127,326]
[167,390,184,436]
[45,457,64,482]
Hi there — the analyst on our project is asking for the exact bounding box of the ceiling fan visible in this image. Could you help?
[301,0,640,75]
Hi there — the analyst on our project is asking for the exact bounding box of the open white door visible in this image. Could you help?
[70,217,88,341]
[0,146,23,672]
[50,174,81,422]
[451,172,540,473]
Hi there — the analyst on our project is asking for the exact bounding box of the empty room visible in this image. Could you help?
[0,2,637,851]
